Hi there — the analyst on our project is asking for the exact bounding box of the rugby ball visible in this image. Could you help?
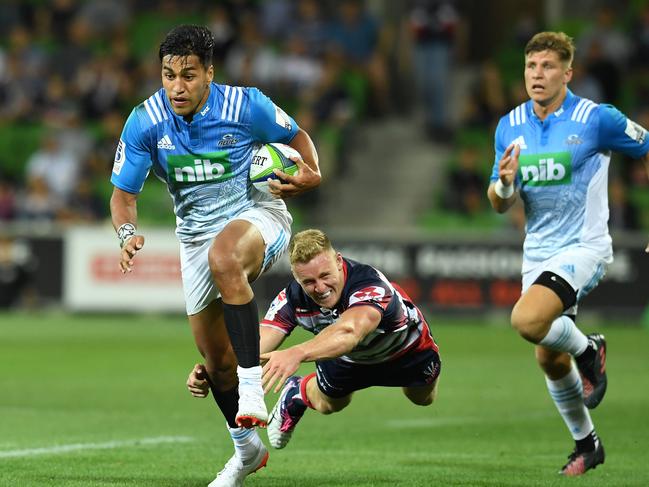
[249,143,299,193]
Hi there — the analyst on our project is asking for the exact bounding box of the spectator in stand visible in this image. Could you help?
[289,0,330,60]
[462,59,506,130]
[0,236,37,309]
[207,4,238,71]
[25,130,82,204]
[405,0,460,139]
[443,145,485,216]
[0,173,17,221]
[0,25,50,123]
[576,6,631,104]
[329,0,391,117]
[569,62,603,103]
[17,175,63,222]
[608,175,639,231]
[224,11,278,89]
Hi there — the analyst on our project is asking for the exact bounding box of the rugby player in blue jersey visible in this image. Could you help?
[487,31,649,476]
[109,25,320,487]
[188,229,441,451]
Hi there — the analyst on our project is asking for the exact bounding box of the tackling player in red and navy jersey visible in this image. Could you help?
[188,229,441,452]
[110,25,320,487]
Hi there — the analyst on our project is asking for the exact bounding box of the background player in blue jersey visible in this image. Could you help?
[187,229,441,451]
[487,31,649,477]
[109,25,321,487]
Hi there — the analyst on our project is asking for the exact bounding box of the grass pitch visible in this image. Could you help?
[1,312,648,486]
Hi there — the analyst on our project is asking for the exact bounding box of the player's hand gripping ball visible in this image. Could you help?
[249,143,299,193]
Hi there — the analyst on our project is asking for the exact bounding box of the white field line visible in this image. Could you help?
[0,436,194,459]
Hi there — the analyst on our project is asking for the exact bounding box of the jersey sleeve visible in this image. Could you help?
[598,104,649,159]
[248,88,299,144]
[345,277,393,316]
[110,108,154,194]
[260,288,297,335]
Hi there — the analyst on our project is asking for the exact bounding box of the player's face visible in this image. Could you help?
[524,50,572,109]
[292,251,345,309]
[161,54,213,117]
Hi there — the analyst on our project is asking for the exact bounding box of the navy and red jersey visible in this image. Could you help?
[261,258,438,364]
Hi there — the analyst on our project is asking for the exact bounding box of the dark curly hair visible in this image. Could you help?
[158,25,215,68]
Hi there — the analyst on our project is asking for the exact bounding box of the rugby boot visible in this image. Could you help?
[235,380,268,428]
[208,442,269,487]
[576,333,607,409]
[267,376,307,449]
[559,438,605,476]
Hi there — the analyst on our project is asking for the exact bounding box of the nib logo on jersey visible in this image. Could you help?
[519,152,572,187]
[167,152,234,184]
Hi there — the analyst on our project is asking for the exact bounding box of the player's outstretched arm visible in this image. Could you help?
[268,128,321,198]
[110,187,145,273]
[260,326,287,362]
[487,143,520,213]
[261,306,381,393]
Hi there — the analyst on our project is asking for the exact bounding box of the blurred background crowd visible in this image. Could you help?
[0,0,648,233]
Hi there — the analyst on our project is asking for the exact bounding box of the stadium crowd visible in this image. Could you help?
[0,0,648,230]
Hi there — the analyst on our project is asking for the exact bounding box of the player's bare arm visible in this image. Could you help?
[261,305,381,393]
[268,128,321,198]
[110,187,145,273]
[487,143,520,213]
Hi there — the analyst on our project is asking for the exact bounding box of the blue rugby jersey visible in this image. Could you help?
[261,258,437,365]
[111,83,299,242]
[491,89,649,271]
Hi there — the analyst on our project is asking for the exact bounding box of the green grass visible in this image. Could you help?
[1,313,648,486]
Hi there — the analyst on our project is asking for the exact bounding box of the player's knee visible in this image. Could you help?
[510,305,547,343]
[315,396,350,415]
[410,395,434,406]
[208,251,242,282]
[404,386,436,406]
[318,402,345,414]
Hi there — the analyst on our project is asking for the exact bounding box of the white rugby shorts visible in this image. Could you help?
[180,201,292,315]
[521,246,609,315]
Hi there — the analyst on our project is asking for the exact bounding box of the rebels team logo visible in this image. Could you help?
[519,152,572,186]
[263,289,287,321]
[349,286,385,306]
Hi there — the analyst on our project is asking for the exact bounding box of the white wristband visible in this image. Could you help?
[494,179,514,199]
[117,223,136,248]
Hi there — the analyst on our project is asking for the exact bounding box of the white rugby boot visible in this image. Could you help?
[267,376,306,449]
[235,366,268,428]
[208,442,269,487]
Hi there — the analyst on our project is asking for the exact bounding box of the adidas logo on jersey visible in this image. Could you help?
[157,135,176,150]
[510,135,527,150]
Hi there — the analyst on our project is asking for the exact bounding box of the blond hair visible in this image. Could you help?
[288,229,334,265]
[525,31,575,66]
